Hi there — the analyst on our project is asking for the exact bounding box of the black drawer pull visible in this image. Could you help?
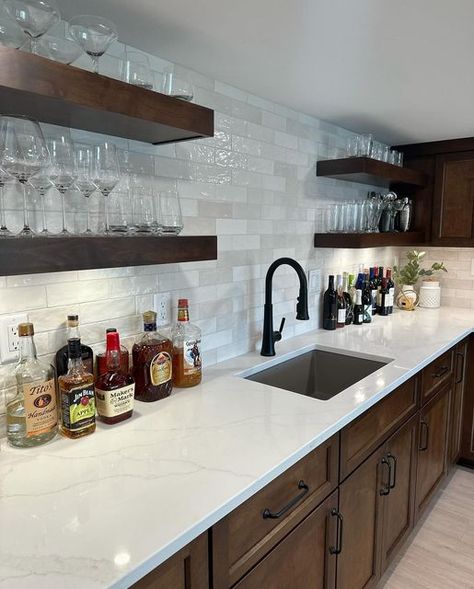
[387,453,397,489]
[432,366,449,379]
[419,421,429,451]
[262,480,309,519]
[329,508,344,555]
[380,457,391,496]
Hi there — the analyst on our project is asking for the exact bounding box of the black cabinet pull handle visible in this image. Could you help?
[432,366,449,379]
[329,508,344,555]
[455,352,464,384]
[262,480,309,519]
[419,421,429,452]
[380,457,391,496]
[387,453,397,489]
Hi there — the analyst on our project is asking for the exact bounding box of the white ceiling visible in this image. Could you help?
[56,0,474,144]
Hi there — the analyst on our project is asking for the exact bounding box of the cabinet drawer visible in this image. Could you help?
[212,434,339,588]
[421,349,454,404]
[340,378,418,481]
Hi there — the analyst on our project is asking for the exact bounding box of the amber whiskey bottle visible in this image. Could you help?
[96,328,130,377]
[95,330,135,424]
[172,299,202,387]
[58,338,96,439]
[132,311,173,402]
[56,314,93,377]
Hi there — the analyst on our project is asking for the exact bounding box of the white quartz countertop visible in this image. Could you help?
[1,307,473,589]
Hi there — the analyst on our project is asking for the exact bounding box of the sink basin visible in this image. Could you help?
[244,349,390,401]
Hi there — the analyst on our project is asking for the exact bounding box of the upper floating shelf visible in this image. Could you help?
[0,47,214,145]
[316,157,429,188]
[314,231,425,249]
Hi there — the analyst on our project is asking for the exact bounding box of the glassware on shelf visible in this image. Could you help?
[68,15,118,74]
[162,68,193,101]
[74,143,95,235]
[47,131,77,235]
[92,142,120,234]
[365,198,384,233]
[29,173,52,234]
[130,175,154,233]
[159,189,183,235]
[36,32,83,64]
[3,0,60,55]
[358,134,373,157]
[345,135,359,158]
[0,115,50,237]
[0,6,27,48]
[121,50,153,89]
[0,168,12,237]
[108,189,129,234]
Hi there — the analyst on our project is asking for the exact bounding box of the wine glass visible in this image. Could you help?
[68,15,118,74]
[74,143,95,234]
[36,32,83,64]
[92,142,120,234]
[29,173,52,234]
[0,116,49,237]
[47,132,77,235]
[3,0,60,55]
[0,168,12,237]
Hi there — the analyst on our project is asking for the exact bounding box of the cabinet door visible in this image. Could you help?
[337,447,385,589]
[379,415,418,573]
[233,491,338,589]
[432,152,474,246]
[449,339,468,464]
[130,533,208,589]
[415,385,450,518]
[460,335,474,467]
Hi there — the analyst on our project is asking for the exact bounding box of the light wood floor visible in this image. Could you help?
[380,467,474,589]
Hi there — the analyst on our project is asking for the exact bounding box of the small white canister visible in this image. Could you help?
[419,280,441,308]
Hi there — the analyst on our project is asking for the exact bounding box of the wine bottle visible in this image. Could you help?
[342,272,353,325]
[362,277,372,323]
[353,290,364,325]
[355,272,364,290]
[336,275,347,328]
[378,278,390,316]
[386,268,395,314]
[323,275,337,330]
[369,267,378,316]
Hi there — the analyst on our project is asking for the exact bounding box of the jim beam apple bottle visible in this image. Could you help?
[7,322,58,448]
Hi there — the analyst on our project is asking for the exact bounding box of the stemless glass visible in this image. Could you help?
[162,69,193,101]
[36,32,83,64]
[0,116,49,237]
[0,6,27,48]
[159,189,183,235]
[68,15,118,74]
[0,168,12,237]
[29,173,52,234]
[48,132,77,235]
[92,142,120,234]
[3,0,60,54]
[121,51,153,89]
[74,143,95,234]
[130,175,154,233]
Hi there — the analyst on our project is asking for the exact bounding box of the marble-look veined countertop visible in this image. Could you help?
[0,307,473,589]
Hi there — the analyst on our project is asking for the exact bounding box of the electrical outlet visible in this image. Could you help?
[0,313,28,364]
[308,269,321,293]
[153,293,171,327]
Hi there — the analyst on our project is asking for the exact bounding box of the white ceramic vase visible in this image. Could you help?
[419,280,441,308]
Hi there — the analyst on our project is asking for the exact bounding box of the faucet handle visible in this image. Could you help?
[274,317,286,342]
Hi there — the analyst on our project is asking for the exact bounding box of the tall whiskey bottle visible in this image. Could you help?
[7,322,58,448]
[172,299,202,387]
[56,314,93,377]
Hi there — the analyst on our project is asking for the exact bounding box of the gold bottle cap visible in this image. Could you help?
[67,314,79,327]
[143,310,157,323]
[18,322,34,337]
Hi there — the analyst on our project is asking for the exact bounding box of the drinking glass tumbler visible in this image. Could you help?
[159,189,183,235]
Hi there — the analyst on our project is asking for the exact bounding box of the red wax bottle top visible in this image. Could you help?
[106,331,120,353]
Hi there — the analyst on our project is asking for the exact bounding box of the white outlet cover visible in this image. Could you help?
[153,293,172,327]
[308,269,321,293]
[0,313,28,364]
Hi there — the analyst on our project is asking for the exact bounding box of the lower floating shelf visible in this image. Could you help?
[314,231,425,249]
[0,235,217,276]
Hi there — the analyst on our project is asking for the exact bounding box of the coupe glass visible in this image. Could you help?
[159,189,183,235]
[0,168,12,236]
[121,51,153,89]
[0,116,49,237]
[92,142,120,234]
[68,15,118,74]
[29,173,52,234]
[36,32,83,64]
[3,0,60,54]
[47,132,77,235]
[0,6,27,48]
[74,143,95,234]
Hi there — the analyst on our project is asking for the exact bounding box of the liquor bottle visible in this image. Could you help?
[95,330,135,424]
[369,267,378,316]
[58,338,96,439]
[362,277,373,323]
[172,299,202,387]
[348,273,356,304]
[322,275,337,330]
[353,290,364,325]
[355,272,364,290]
[378,278,390,316]
[376,266,384,290]
[342,272,353,325]
[386,268,395,314]
[56,314,93,377]
[336,275,347,328]
[132,310,173,402]
[6,322,58,448]
[96,328,129,376]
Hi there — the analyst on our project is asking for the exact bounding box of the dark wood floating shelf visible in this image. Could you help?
[316,157,429,188]
[0,235,217,276]
[0,47,214,145]
[314,231,425,249]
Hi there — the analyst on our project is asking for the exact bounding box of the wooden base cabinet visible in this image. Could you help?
[449,339,468,464]
[460,335,474,467]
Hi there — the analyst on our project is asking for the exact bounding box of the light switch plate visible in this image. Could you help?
[0,313,28,364]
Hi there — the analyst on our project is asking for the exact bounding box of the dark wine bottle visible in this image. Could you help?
[378,278,390,316]
[323,275,337,330]
[362,278,372,323]
[336,275,346,328]
[386,268,395,314]
[342,272,353,325]
[369,267,378,316]
[353,290,364,325]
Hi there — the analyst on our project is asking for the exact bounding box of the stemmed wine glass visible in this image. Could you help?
[0,116,50,237]
[29,173,52,234]
[68,15,118,74]
[92,142,120,234]
[3,0,60,55]
[0,168,12,237]
[47,131,77,235]
[74,143,95,234]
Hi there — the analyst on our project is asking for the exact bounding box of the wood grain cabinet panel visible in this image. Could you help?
[420,349,454,405]
[449,339,468,465]
[460,335,474,467]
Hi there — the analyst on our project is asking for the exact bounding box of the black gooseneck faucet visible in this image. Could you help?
[260,257,309,356]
